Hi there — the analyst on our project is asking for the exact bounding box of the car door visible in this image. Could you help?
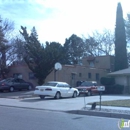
[12,79,22,90]
[57,83,67,97]
[19,79,29,89]
[64,83,74,97]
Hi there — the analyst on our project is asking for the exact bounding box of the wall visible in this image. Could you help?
[7,56,111,87]
[45,65,107,87]
[115,76,130,94]
[82,55,115,72]
[8,64,38,87]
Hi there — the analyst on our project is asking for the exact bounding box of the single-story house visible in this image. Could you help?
[108,68,130,94]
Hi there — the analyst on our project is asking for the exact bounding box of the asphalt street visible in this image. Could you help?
[0,106,126,130]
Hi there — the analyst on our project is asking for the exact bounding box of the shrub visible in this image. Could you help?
[104,84,124,94]
[100,77,115,85]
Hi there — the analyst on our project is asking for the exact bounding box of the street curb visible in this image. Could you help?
[66,110,130,119]
[0,104,65,113]
[0,104,129,119]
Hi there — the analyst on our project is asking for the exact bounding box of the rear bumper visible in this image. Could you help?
[0,86,9,90]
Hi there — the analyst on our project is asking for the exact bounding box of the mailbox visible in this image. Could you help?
[97,86,105,91]
[97,86,105,110]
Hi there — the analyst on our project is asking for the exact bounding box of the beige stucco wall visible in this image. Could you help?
[8,65,38,87]
[45,65,107,87]
[7,55,113,87]
[82,55,114,71]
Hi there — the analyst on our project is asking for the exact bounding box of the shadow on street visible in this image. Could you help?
[20,96,76,102]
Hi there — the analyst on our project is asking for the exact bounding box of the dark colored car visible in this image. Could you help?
[76,81,98,96]
[0,78,33,92]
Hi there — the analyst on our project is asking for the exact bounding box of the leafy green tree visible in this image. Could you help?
[63,34,84,64]
[114,3,128,71]
[20,26,64,84]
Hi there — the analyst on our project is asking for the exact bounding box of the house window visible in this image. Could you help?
[29,72,35,79]
[88,73,91,79]
[13,73,22,79]
[79,73,82,77]
[96,73,99,81]
[89,61,95,68]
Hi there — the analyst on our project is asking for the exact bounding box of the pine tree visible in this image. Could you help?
[20,26,64,85]
[115,2,128,71]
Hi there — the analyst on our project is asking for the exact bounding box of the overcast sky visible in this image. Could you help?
[0,0,130,44]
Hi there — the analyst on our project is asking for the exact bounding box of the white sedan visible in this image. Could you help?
[34,81,79,99]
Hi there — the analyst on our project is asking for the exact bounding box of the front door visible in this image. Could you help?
[19,79,28,89]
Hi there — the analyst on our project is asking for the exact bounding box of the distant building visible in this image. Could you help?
[7,55,114,87]
[45,64,107,87]
[8,61,38,86]
[82,55,115,72]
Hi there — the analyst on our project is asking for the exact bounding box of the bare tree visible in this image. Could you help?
[83,29,114,56]
[0,16,15,79]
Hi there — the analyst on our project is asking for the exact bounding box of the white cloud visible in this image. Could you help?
[0,0,130,44]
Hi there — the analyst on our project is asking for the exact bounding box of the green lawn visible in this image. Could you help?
[88,99,130,107]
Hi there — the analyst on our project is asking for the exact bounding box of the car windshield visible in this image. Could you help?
[0,78,13,83]
[80,81,97,86]
[93,83,97,86]
[80,82,88,86]
[43,82,57,87]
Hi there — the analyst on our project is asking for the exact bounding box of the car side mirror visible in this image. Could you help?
[69,86,72,89]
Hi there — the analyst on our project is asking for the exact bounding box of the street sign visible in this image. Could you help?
[97,86,105,91]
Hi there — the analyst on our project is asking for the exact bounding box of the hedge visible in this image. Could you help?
[104,84,124,94]
[100,77,115,85]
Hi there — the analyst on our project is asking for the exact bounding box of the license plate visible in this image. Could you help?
[40,89,44,91]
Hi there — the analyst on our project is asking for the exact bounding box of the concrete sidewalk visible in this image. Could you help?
[0,97,84,111]
[0,96,130,119]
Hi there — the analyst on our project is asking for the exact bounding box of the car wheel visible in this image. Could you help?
[55,92,61,99]
[9,87,14,92]
[72,91,77,98]
[28,85,32,90]
[87,91,92,96]
[40,95,45,99]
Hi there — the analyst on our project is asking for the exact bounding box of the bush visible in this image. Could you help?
[104,84,124,94]
[100,77,115,85]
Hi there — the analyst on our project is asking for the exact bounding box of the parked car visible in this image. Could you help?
[34,81,79,99]
[0,78,33,92]
[76,81,99,96]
